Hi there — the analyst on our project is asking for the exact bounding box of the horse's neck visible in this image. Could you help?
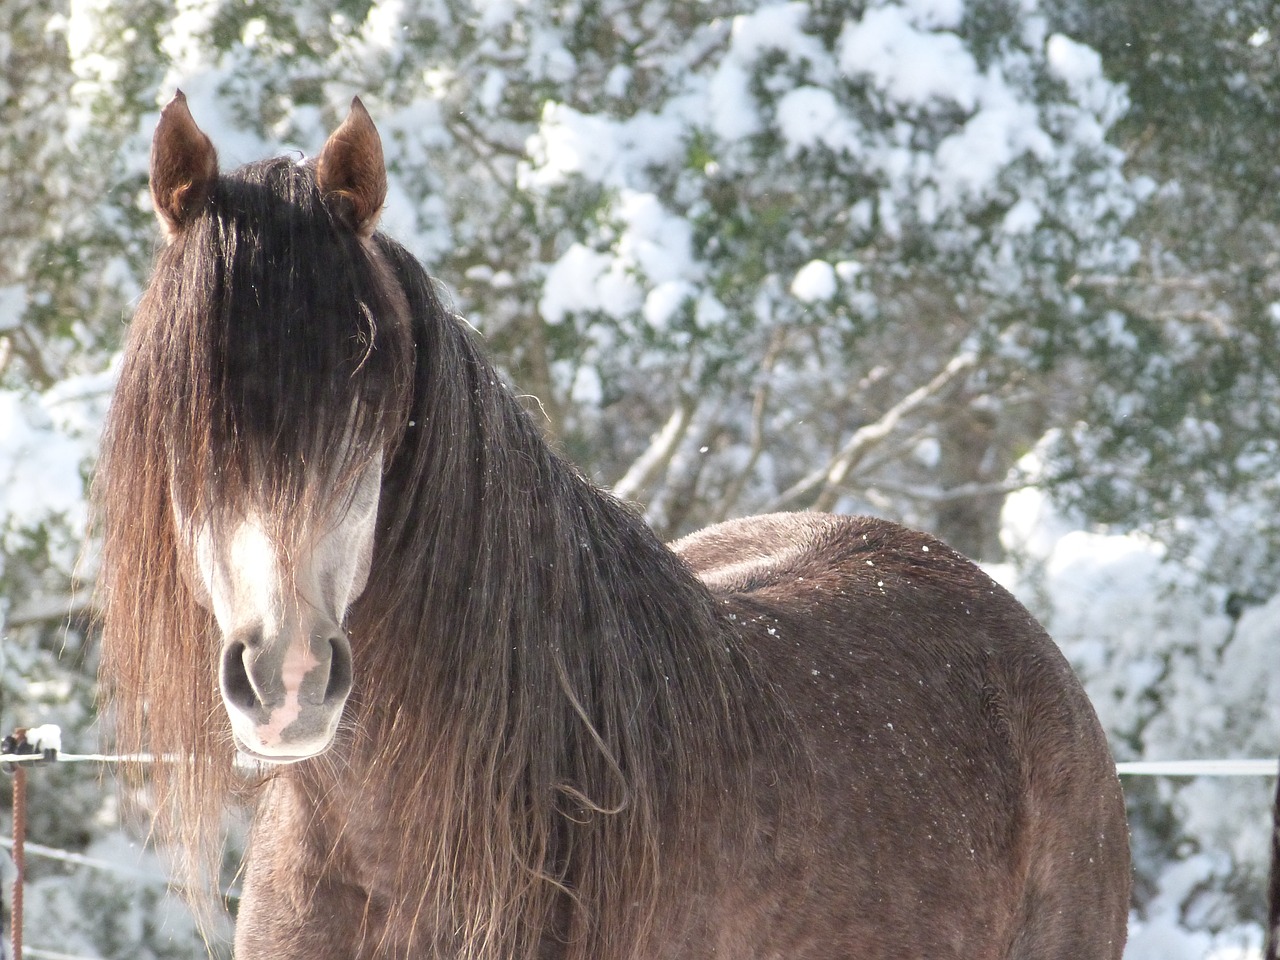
[315,327,766,952]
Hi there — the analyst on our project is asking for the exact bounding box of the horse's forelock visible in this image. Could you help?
[145,158,411,540]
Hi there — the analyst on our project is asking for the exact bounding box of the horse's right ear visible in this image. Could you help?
[150,91,218,240]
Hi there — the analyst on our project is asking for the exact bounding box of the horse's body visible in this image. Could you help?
[97,95,1129,960]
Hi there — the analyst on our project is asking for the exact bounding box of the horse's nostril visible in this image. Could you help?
[220,641,259,712]
[325,634,353,705]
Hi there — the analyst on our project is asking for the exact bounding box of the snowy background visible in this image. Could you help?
[1,0,1278,956]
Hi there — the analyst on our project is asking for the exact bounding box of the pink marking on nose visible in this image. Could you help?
[256,638,321,747]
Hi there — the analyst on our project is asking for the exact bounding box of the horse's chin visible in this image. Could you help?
[232,733,331,766]
[223,697,344,765]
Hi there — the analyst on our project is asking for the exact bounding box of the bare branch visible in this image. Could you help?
[1067,273,1215,291]
[611,393,698,503]
[867,477,1033,504]
[9,326,58,390]
[6,590,95,628]
[766,350,978,513]
[710,328,788,523]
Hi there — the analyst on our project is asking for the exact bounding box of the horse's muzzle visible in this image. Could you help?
[219,624,353,762]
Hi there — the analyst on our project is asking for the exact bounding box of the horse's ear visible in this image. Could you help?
[317,98,386,237]
[150,91,218,240]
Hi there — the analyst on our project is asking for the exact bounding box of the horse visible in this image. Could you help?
[96,92,1130,960]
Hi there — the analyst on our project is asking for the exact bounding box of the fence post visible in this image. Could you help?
[11,766,25,960]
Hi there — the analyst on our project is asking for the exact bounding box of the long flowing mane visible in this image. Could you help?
[97,150,789,959]
[336,235,789,955]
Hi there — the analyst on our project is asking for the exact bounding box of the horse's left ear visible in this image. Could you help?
[317,98,387,237]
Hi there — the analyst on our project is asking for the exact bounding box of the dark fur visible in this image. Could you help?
[97,100,1130,959]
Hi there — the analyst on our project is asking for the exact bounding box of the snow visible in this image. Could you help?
[539,243,639,325]
[839,6,983,111]
[615,191,701,291]
[934,84,1053,205]
[727,3,819,65]
[645,281,696,329]
[21,723,62,753]
[1046,33,1121,122]
[791,260,838,303]
[707,3,831,142]
[1046,33,1103,88]
[707,61,761,141]
[358,0,409,52]
[1001,197,1042,234]
[523,102,685,190]
[0,284,24,332]
[0,381,102,564]
[535,188,700,328]
[1124,854,1264,960]
[570,365,603,406]
[775,86,857,155]
[474,0,519,30]
[695,293,728,329]
[517,0,1140,351]
[901,0,964,29]
[0,0,1270,952]
[994,479,1276,957]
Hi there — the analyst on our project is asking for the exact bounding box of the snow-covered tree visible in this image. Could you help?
[1041,0,1280,587]
[0,0,1276,955]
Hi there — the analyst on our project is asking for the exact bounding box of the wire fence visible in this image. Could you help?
[2,738,1277,960]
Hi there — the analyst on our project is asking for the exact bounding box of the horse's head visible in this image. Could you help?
[141,93,413,762]
[176,458,381,763]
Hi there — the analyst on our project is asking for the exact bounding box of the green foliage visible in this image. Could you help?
[1036,0,1280,581]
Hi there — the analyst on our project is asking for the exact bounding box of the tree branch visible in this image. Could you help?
[710,328,787,523]
[611,391,698,503]
[867,477,1032,504]
[765,350,978,513]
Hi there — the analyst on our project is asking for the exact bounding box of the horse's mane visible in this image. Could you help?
[97,158,789,959]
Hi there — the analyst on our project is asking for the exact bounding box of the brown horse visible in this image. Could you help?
[96,93,1129,959]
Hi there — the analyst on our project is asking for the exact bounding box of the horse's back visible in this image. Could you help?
[671,513,1129,959]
